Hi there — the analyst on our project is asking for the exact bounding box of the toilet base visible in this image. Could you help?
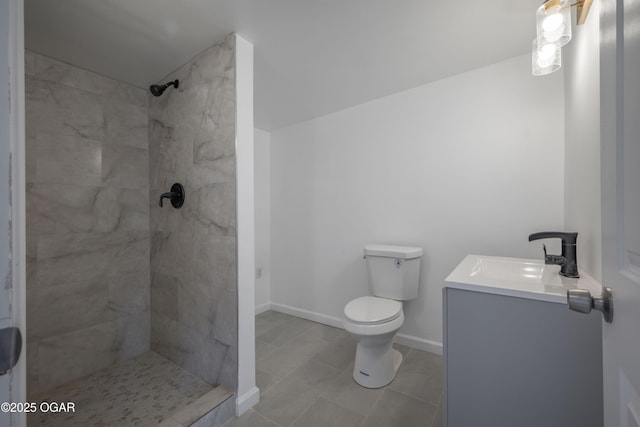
[352,339,403,389]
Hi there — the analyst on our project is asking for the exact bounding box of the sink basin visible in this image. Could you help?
[470,256,550,283]
[445,255,602,303]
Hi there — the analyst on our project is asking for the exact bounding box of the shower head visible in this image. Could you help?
[149,79,179,97]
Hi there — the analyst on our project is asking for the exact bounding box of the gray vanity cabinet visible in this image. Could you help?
[443,287,602,427]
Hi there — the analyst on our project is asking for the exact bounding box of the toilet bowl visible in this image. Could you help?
[343,296,405,388]
[343,244,423,389]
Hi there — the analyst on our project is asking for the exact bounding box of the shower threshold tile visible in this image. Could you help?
[28,351,216,427]
[170,385,234,426]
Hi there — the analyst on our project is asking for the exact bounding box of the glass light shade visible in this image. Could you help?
[536,0,571,47]
[532,39,561,76]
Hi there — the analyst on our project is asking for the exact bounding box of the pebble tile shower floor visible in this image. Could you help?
[224,311,443,427]
[28,352,215,427]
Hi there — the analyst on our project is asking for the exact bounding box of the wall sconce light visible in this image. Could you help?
[532,39,562,76]
[536,0,572,47]
[531,0,594,76]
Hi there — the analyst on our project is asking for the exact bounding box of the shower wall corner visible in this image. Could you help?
[24,49,151,397]
[148,33,241,410]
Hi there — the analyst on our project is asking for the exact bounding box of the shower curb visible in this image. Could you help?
[159,385,234,427]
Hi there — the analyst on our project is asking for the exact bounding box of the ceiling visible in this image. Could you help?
[25,0,542,131]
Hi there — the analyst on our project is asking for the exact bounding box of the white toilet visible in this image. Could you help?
[343,244,423,388]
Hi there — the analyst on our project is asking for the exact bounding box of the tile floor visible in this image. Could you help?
[28,352,215,427]
[224,311,443,427]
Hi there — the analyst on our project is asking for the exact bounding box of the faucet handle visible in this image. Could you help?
[540,243,566,265]
[159,183,185,209]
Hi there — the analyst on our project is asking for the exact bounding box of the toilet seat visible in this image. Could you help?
[344,296,402,325]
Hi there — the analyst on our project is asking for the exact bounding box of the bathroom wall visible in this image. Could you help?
[149,35,238,391]
[25,51,150,396]
[0,4,23,420]
[254,128,271,312]
[0,18,10,418]
[268,54,565,350]
[564,1,602,281]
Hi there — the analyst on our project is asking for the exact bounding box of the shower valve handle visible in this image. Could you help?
[159,183,185,208]
[159,192,177,207]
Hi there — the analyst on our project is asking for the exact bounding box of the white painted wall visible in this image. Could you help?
[234,34,259,415]
[1,1,27,425]
[1,0,13,325]
[564,2,602,282]
[0,3,14,421]
[268,54,565,349]
[254,128,271,313]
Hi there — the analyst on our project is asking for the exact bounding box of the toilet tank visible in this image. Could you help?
[364,244,423,301]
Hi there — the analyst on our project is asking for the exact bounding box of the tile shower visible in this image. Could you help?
[25,35,238,427]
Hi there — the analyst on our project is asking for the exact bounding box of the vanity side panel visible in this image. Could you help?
[444,288,602,427]
[442,287,449,427]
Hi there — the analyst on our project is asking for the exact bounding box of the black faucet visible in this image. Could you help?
[528,231,579,278]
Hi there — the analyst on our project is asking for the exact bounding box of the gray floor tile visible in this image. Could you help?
[321,363,385,416]
[255,312,316,346]
[242,312,445,427]
[362,388,437,427]
[256,310,291,323]
[223,409,281,427]
[305,322,344,342]
[291,397,364,427]
[257,331,331,377]
[256,339,279,360]
[311,332,356,370]
[254,359,341,427]
[389,348,443,404]
[255,319,278,338]
[255,312,287,333]
[255,311,292,338]
[256,368,281,394]
[394,342,411,356]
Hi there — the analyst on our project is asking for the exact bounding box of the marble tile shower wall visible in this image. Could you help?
[25,51,150,397]
[148,35,238,392]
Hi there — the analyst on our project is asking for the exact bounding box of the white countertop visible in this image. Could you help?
[444,254,603,304]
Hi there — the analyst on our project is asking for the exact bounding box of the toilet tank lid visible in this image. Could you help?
[364,244,423,259]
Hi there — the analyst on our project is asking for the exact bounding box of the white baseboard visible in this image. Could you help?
[236,386,260,416]
[255,302,271,315]
[267,303,443,355]
[395,333,443,355]
[269,302,343,328]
